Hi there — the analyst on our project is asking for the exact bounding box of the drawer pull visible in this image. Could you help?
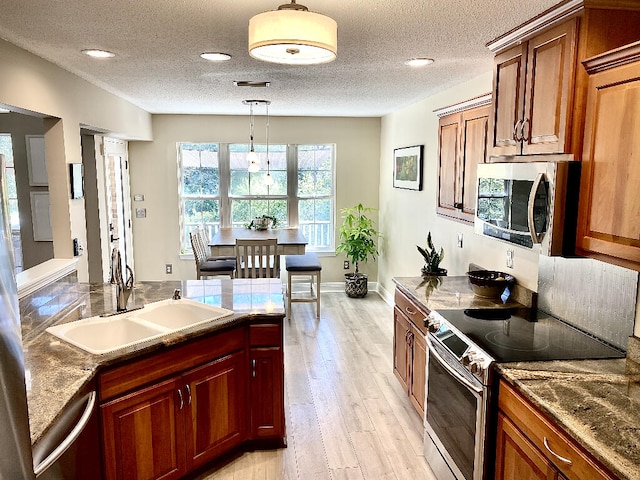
[405,306,417,316]
[543,437,572,466]
[177,388,184,410]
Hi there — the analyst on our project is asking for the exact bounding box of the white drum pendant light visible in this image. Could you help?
[249,1,337,65]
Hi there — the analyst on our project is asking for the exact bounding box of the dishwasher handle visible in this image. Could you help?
[33,391,97,477]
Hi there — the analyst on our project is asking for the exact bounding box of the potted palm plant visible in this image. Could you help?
[336,203,381,297]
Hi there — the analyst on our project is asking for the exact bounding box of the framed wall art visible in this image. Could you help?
[393,145,423,191]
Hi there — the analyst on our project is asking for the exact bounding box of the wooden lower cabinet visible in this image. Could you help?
[100,319,285,480]
[393,288,428,417]
[250,348,284,439]
[101,378,186,480]
[496,379,614,480]
[184,352,246,470]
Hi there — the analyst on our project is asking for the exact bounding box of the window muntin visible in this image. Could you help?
[178,143,335,253]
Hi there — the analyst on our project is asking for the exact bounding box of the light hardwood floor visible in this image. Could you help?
[194,292,437,480]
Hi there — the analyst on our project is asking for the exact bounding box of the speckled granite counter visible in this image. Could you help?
[392,276,525,311]
[497,360,640,480]
[21,278,285,446]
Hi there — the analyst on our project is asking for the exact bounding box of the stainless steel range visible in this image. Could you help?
[422,307,625,480]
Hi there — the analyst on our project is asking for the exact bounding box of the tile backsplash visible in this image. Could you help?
[538,256,638,350]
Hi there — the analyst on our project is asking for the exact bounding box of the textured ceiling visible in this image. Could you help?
[0,0,560,117]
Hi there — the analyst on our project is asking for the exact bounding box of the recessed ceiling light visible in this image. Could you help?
[82,49,115,58]
[405,57,435,67]
[200,52,232,62]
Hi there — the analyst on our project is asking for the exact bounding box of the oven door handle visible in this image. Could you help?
[527,172,545,245]
[427,336,483,395]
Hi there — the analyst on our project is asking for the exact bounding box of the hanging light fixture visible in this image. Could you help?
[248,0,337,65]
[242,100,271,173]
[264,101,274,186]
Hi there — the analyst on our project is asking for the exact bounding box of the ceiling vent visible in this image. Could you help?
[233,81,271,88]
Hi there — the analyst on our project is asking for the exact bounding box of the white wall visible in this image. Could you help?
[0,39,152,282]
[128,115,381,282]
[377,72,540,301]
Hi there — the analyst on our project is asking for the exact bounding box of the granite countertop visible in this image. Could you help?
[22,278,285,446]
[498,360,640,480]
[392,275,525,311]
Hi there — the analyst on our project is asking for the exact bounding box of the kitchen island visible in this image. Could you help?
[21,278,285,478]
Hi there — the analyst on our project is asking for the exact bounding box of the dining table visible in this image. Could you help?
[208,228,308,257]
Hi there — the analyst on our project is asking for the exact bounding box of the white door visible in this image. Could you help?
[103,138,134,271]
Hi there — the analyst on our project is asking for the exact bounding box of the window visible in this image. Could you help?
[178,143,220,252]
[0,134,23,272]
[177,143,335,254]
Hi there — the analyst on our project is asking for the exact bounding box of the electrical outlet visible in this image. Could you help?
[343,261,350,270]
[506,249,514,269]
[165,264,172,274]
[457,232,463,248]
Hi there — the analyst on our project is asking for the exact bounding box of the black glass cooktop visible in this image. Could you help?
[436,308,625,363]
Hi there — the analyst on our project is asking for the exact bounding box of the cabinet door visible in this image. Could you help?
[495,413,558,480]
[101,378,186,480]
[183,351,246,470]
[459,105,490,221]
[393,306,410,393]
[437,113,460,217]
[250,347,285,439]
[522,20,577,155]
[490,44,526,156]
[577,59,640,268]
[408,324,427,417]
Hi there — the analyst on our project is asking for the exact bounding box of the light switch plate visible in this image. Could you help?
[506,249,514,269]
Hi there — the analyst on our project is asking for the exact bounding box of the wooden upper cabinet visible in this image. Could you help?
[577,43,640,270]
[487,1,640,160]
[436,96,491,224]
[490,20,578,157]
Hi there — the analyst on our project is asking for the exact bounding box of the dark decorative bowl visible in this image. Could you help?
[467,270,515,298]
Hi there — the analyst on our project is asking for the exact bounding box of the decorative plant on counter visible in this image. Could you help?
[417,232,447,276]
[336,203,381,298]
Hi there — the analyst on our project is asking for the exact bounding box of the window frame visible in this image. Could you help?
[177,142,336,254]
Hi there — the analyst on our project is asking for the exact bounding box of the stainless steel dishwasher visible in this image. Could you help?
[32,381,102,479]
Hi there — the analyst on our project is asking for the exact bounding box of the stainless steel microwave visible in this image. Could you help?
[474,161,580,256]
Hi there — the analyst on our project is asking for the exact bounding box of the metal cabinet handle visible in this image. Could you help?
[177,388,184,410]
[185,384,192,406]
[543,437,573,465]
[252,359,257,378]
[34,391,97,477]
[405,306,417,316]
[453,202,463,209]
[513,119,523,142]
[521,118,531,142]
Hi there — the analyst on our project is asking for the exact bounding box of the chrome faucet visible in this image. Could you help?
[109,248,134,312]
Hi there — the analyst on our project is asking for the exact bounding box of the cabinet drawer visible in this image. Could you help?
[499,380,615,480]
[249,324,282,347]
[99,327,245,401]
[394,288,428,334]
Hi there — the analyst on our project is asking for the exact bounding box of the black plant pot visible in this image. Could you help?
[345,273,368,298]
[421,266,447,277]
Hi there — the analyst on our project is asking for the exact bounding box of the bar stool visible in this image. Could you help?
[286,252,322,318]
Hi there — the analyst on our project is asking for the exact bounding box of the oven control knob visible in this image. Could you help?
[461,351,476,366]
[469,360,484,376]
[426,315,440,333]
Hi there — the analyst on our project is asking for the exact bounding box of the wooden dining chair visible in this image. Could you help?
[196,226,235,261]
[235,238,280,278]
[189,231,235,279]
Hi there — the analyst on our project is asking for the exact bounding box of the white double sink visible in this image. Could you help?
[46,298,234,355]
